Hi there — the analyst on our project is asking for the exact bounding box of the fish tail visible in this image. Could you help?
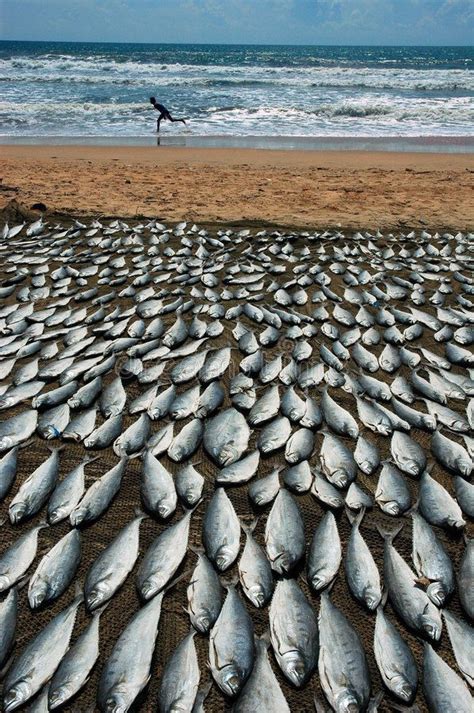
[376,522,404,542]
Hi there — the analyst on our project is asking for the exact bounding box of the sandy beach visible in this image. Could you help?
[1,144,473,230]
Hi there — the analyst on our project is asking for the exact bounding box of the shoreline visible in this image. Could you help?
[1,144,473,231]
[1,134,474,154]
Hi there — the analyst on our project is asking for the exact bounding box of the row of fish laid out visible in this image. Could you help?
[1,504,473,712]
[0,217,473,713]
[1,420,473,527]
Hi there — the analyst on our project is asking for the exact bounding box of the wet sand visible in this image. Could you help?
[1,144,473,230]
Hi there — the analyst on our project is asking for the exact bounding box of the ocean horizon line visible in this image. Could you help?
[1,39,473,49]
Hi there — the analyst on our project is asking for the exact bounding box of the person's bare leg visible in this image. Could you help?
[167,112,186,125]
[156,112,165,133]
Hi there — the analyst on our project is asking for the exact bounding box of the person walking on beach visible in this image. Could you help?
[150,97,187,133]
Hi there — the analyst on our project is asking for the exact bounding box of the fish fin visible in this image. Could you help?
[83,454,101,465]
[73,579,85,601]
[380,589,388,608]
[313,694,330,713]
[194,679,213,704]
[258,629,271,648]
[345,505,365,526]
[221,573,239,589]
[164,567,193,594]
[18,437,35,450]
[0,651,15,679]
[407,498,420,516]
[369,691,384,710]
[189,544,205,556]
[240,516,258,534]
[376,522,404,542]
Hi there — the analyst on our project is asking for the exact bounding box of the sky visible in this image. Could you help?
[1,0,473,45]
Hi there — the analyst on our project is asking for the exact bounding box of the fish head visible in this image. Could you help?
[390,675,415,703]
[381,501,400,516]
[448,515,466,530]
[170,446,184,461]
[48,684,72,709]
[69,506,87,526]
[183,486,199,505]
[0,396,14,410]
[87,581,110,610]
[282,651,307,687]
[427,581,446,608]
[420,604,442,641]
[157,499,175,519]
[28,581,49,608]
[404,460,420,477]
[219,442,239,466]
[140,576,163,601]
[218,664,244,697]
[0,573,11,592]
[215,545,234,571]
[192,607,211,633]
[0,436,13,451]
[310,569,331,591]
[363,585,381,611]
[4,680,31,712]
[260,439,275,454]
[334,688,360,713]
[331,470,348,489]
[48,506,67,524]
[347,426,359,439]
[9,501,26,524]
[358,459,375,475]
[103,694,128,713]
[43,426,60,439]
[272,551,293,575]
[246,584,266,608]
[377,423,392,436]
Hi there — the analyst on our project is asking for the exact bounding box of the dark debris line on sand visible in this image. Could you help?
[0,214,473,712]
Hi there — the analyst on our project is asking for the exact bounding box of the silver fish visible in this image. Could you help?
[0,523,47,593]
[85,513,145,610]
[234,635,290,713]
[48,609,103,709]
[443,609,474,687]
[186,549,224,634]
[379,525,442,641]
[0,588,17,669]
[411,511,454,606]
[238,520,273,608]
[419,471,465,530]
[0,409,38,452]
[203,407,250,466]
[374,595,417,704]
[202,488,240,571]
[28,529,81,608]
[167,418,203,462]
[422,643,472,713]
[70,457,126,526]
[209,585,254,697]
[0,446,18,502]
[265,489,305,574]
[136,509,192,601]
[140,451,177,518]
[457,537,474,619]
[157,630,200,713]
[390,431,426,476]
[9,447,61,524]
[345,508,381,610]
[318,591,371,713]
[3,595,82,712]
[97,592,165,712]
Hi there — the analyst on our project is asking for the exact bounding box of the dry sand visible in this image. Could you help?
[1,144,473,230]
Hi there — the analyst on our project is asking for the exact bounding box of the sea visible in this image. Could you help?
[1,41,473,147]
